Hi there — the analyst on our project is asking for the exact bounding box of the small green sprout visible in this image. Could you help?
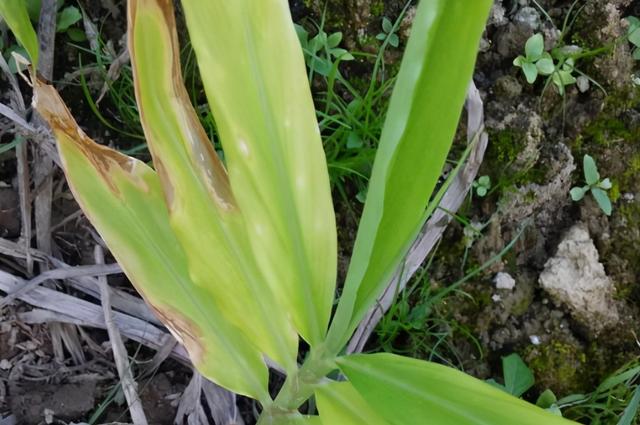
[56,5,85,42]
[473,175,491,197]
[513,33,555,84]
[570,154,612,216]
[486,353,535,398]
[626,16,640,60]
[376,17,399,48]
[295,25,354,77]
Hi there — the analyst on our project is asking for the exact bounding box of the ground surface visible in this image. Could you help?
[1,0,640,424]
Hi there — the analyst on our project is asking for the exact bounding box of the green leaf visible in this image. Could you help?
[570,186,587,201]
[5,45,29,73]
[326,0,493,351]
[525,33,544,60]
[294,23,309,46]
[179,0,337,346]
[56,6,82,32]
[32,78,270,401]
[591,187,612,216]
[513,55,525,67]
[330,48,354,61]
[315,381,391,425]
[634,47,640,60]
[583,154,600,185]
[617,385,640,425]
[0,0,39,68]
[376,33,386,41]
[599,177,612,190]
[347,132,363,149]
[388,33,399,48]
[327,32,342,48]
[382,17,393,33]
[25,0,41,22]
[337,353,579,425]
[128,0,298,372]
[522,61,538,84]
[536,56,555,75]
[628,17,640,46]
[476,186,487,197]
[478,175,490,186]
[536,389,558,409]
[502,353,534,397]
[66,27,87,42]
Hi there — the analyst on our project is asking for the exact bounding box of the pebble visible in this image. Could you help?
[494,272,516,290]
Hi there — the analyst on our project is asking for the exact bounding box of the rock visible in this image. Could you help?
[539,224,619,332]
[494,272,516,290]
[514,7,541,31]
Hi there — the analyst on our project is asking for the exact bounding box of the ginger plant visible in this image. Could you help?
[2,0,580,423]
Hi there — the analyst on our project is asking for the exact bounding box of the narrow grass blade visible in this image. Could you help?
[617,385,640,425]
[180,0,337,346]
[128,0,298,371]
[328,0,493,350]
[33,78,270,401]
[315,381,390,425]
[337,353,579,425]
[0,0,39,68]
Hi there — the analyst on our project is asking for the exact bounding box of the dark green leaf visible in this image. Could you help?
[536,389,557,409]
[56,6,82,32]
[503,354,534,397]
[327,32,342,48]
[382,17,393,33]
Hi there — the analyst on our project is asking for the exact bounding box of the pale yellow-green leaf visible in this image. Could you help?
[180,0,337,346]
[338,353,578,425]
[128,0,298,371]
[315,381,391,425]
[32,78,270,401]
[0,0,39,68]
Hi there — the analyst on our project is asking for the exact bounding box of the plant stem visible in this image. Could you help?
[257,344,336,424]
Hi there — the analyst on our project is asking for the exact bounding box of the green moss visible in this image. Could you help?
[370,1,384,16]
[525,341,588,395]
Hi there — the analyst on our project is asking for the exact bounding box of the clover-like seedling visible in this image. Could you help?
[570,154,612,216]
[295,25,354,77]
[376,17,400,48]
[626,16,640,60]
[513,33,555,84]
[552,57,577,96]
[473,175,491,197]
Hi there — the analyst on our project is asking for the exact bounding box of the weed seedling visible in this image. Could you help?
[295,23,354,78]
[376,17,400,48]
[513,33,555,85]
[570,154,612,216]
[487,353,535,398]
[473,175,491,197]
[626,16,640,60]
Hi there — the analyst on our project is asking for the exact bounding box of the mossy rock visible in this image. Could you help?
[525,340,588,395]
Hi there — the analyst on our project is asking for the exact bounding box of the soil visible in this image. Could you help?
[1,0,639,424]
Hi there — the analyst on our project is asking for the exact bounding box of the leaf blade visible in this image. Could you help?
[32,78,270,401]
[315,381,391,425]
[179,0,337,345]
[128,0,298,370]
[337,353,579,425]
[328,0,492,350]
[0,0,39,68]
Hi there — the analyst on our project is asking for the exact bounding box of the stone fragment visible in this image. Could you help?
[495,272,516,290]
[539,224,619,332]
